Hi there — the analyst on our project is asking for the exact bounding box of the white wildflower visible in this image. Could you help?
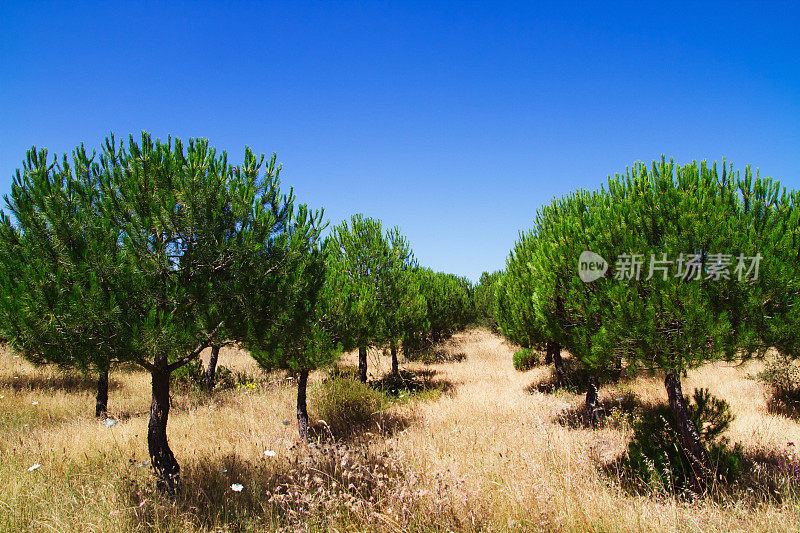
[231,483,243,492]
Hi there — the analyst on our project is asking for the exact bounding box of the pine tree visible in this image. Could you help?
[0,144,129,417]
[323,214,392,383]
[379,227,424,375]
[238,207,329,441]
[0,133,316,494]
[601,158,780,487]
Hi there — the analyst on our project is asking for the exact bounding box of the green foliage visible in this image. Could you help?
[497,157,798,481]
[0,132,318,375]
[322,215,391,353]
[310,375,387,438]
[494,233,546,351]
[0,143,129,375]
[619,388,742,493]
[241,232,333,374]
[512,348,538,371]
[498,158,794,378]
[381,227,426,350]
[687,388,735,443]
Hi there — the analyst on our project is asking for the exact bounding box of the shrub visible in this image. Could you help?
[310,375,387,438]
[326,363,360,381]
[172,360,240,392]
[758,353,800,417]
[512,348,538,371]
[172,359,204,391]
[214,365,237,390]
[617,388,743,494]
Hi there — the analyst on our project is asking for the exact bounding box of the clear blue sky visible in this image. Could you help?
[2,1,798,282]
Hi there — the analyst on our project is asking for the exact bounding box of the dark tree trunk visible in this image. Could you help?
[95,364,109,418]
[613,356,623,380]
[665,372,711,489]
[358,345,368,383]
[202,344,221,392]
[548,342,566,389]
[148,367,181,495]
[297,369,309,442]
[544,344,553,365]
[586,374,601,428]
[391,342,399,375]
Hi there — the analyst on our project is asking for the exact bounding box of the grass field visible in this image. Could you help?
[1,329,799,532]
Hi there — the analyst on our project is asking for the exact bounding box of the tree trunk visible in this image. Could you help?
[613,356,623,380]
[202,344,221,392]
[358,345,368,383]
[297,369,309,442]
[549,342,566,389]
[664,372,711,489]
[391,341,399,375]
[148,367,181,495]
[586,374,601,428]
[544,344,553,365]
[95,364,109,418]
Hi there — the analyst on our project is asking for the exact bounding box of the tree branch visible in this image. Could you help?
[166,324,221,373]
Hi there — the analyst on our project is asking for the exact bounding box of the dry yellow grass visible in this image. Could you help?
[1,330,799,532]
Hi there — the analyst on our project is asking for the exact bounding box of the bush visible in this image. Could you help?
[326,363,359,381]
[512,348,538,371]
[617,388,743,494]
[172,359,241,392]
[758,353,800,417]
[310,375,387,438]
[214,365,236,390]
[172,359,204,391]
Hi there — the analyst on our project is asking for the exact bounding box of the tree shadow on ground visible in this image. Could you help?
[591,397,800,503]
[405,347,466,365]
[1,372,121,394]
[524,358,594,395]
[766,390,800,421]
[553,392,644,429]
[602,432,800,503]
[307,404,416,443]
